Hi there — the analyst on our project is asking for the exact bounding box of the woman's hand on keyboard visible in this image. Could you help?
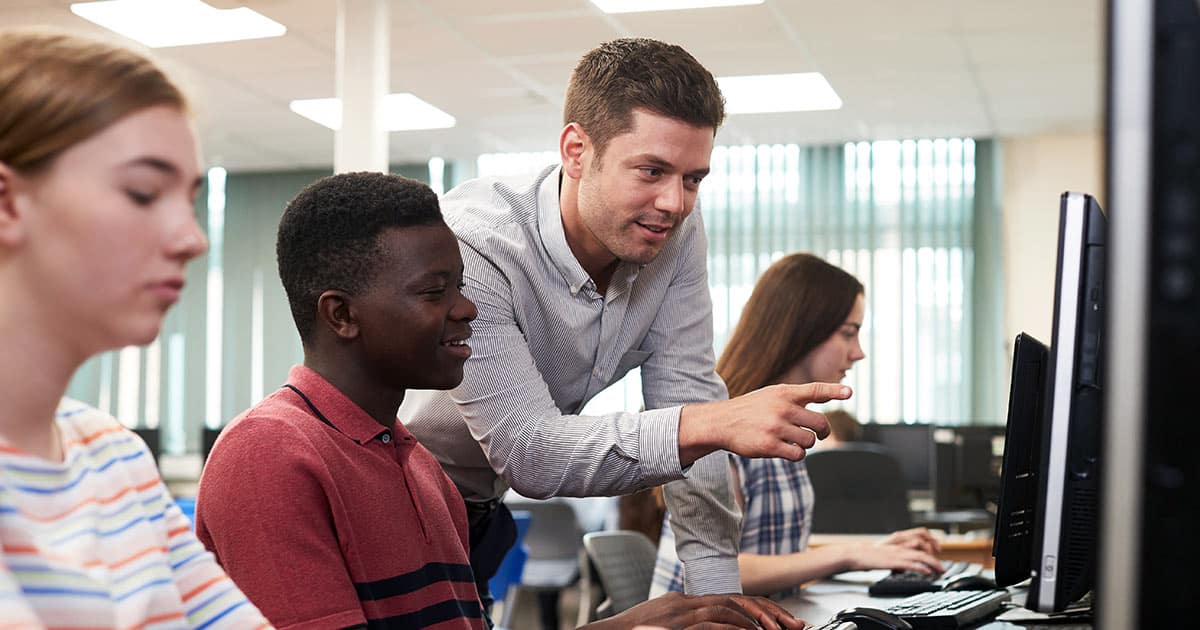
[838,540,945,574]
[876,527,942,556]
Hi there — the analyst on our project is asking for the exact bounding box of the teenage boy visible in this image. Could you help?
[195,172,798,630]
[399,37,849,615]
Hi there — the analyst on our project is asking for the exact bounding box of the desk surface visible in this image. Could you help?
[780,580,1092,630]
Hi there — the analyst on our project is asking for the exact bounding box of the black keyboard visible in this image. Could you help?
[885,589,1010,629]
[868,561,975,596]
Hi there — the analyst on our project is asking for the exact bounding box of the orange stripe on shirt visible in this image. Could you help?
[110,545,170,570]
[14,478,160,524]
[74,425,129,447]
[181,575,228,602]
[120,611,187,630]
[3,543,167,571]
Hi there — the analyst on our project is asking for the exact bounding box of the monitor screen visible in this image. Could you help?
[132,427,161,464]
[860,423,934,492]
[993,333,1050,588]
[934,425,1007,512]
[1028,191,1107,612]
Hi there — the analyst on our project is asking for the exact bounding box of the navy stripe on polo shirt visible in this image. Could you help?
[355,562,477,600]
[365,599,485,629]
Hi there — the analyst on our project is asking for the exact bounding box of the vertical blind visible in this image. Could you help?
[565,139,1001,425]
[702,139,980,424]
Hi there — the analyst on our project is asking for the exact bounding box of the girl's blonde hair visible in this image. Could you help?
[0,29,187,174]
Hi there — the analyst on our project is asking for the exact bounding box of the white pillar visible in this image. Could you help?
[335,0,389,173]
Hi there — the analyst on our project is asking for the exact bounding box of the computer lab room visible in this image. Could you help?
[0,0,1194,629]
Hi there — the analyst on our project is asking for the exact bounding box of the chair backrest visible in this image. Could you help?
[500,498,586,591]
[488,510,531,605]
[582,530,658,617]
[805,444,913,534]
[511,500,585,561]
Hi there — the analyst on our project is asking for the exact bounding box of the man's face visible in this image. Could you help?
[352,224,477,391]
[575,109,714,266]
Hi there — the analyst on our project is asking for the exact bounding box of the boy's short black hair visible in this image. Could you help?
[276,171,444,345]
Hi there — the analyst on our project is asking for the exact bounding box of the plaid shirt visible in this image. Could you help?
[652,456,815,598]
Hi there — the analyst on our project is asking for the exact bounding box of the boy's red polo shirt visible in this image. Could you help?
[196,365,485,630]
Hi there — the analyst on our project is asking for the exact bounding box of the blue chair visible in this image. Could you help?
[174,497,197,530]
[489,509,531,613]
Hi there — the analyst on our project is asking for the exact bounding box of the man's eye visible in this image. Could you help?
[640,167,662,177]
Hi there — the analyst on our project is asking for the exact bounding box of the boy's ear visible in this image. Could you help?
[560,122,589,180]
[0,161,29,248]
[316,290,359,341]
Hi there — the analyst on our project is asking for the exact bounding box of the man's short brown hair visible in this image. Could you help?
[564,38,725,157]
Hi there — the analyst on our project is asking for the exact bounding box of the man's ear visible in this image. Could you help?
[560,122,589,180]
[316,290,359,341]
[0,161,29,248]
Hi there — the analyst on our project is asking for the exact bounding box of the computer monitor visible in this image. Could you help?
[933,425,1007,512]
[202,426,222,463]
[1026,191,1107,612]
[1101,1,1200,627]
[993,333,1050,588]
[859,423,935,492]
[132,427,161,464]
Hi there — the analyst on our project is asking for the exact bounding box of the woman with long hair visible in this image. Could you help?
[0,29,269,627]
[651,253,943,598]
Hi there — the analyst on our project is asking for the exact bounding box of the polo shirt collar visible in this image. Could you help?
[286,365,407,445]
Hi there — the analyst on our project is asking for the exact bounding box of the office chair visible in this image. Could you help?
[498,498,585,630]
[805,444,913,534]
[488,510,530,629]
[581,530,658,619]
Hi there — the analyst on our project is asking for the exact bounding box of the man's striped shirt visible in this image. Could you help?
[398,165,742,594]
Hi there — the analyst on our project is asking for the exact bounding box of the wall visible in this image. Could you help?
[1000,132,1104,355]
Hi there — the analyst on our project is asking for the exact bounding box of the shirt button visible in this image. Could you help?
[381,433,391,444]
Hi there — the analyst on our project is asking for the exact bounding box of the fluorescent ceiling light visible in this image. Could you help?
[289,94,457,132]
[591,0,763,13]
[71,0,286,48]
[717,73,843,114]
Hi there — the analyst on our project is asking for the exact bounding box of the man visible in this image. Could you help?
[399,38,850,612]
[196,172,805,630]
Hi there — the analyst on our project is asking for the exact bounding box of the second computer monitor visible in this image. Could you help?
[995,192,1106,613]
[993,332,1050,588]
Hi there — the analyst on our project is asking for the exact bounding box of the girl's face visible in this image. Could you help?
[3,105,207,356]
[793,293,867,384]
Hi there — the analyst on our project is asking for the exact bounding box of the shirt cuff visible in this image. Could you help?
[682,554,743,595]
[638,406,686,486]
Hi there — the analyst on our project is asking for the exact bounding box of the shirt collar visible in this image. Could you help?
[285,365,409,445]
[535,165,640,297]
[536,166,594,295]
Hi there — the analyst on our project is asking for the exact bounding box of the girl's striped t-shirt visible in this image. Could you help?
[0,399,271,629]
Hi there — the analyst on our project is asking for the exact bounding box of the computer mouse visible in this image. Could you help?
[942,574,999,591]
[832,606,914,630]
